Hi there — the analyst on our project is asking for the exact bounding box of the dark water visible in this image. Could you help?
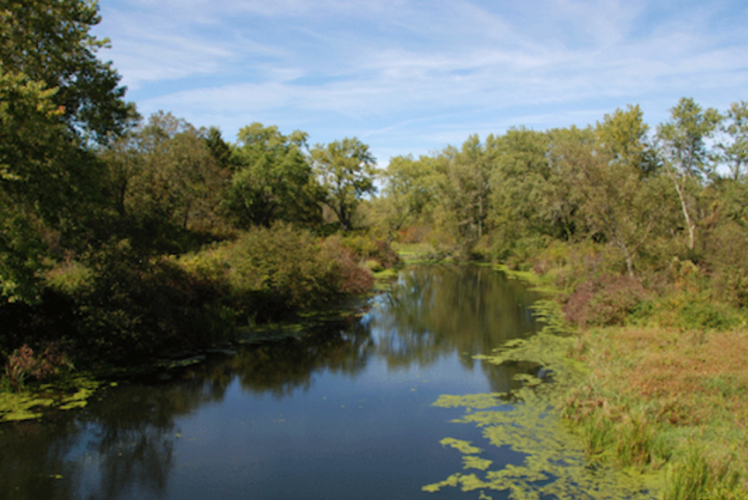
[0,265,542,500]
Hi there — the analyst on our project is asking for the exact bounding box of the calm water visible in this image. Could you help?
[0,265,542,500]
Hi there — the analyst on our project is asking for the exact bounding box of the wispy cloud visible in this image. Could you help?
[96,0,748,162]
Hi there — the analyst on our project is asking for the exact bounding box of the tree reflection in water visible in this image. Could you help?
[372,265,540,392]
[0,265,542,500]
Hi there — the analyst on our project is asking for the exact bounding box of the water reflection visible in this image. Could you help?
[231,319,375,397]
[374,265,539,368]
[0,265,541,500]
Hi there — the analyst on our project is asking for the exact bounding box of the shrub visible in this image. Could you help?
[339,232,399,268]
[225,224,373,321]
[707,221,748,307]
[73,239,233,363]
[3,342,73,391]
[563,274,648,327]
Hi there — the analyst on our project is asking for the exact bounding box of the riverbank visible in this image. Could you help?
[0,297,378,423]
[498,268,748,500]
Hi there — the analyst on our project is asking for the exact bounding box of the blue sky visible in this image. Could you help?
[94,0,748,166]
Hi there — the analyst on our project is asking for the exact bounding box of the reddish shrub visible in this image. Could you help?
[4,342,73,390]
[329,244,374,295]
[563,275,648,327]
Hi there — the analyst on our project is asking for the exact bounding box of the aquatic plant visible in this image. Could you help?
[3,342,73,391]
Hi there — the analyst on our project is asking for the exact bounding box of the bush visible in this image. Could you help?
[563,274,649,327]
[224,224,373,321]
[72,239,233,363]
[339,232,399,268]
[3,342,73,391]
[707,221,748,308]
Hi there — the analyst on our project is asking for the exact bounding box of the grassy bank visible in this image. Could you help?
[497,265,748,499]
[564,325,748,499]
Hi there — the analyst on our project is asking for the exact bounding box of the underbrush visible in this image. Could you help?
[1,224,380,375]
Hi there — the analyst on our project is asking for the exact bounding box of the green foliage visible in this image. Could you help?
[706,220,748,307]
[311,137,377,231]
[717,101,748,181]
[225,123,321,228]
[0,71,73,300]
[223,224,373,320]
[377,155,435,240]
[0,0,131,142]
[657,97,723,252]
[649,292,747,331]
[433,135,493,248]
[0,0,130,302]
[338,232,399,269]
[103,112,229,236]
[68,239,233,363]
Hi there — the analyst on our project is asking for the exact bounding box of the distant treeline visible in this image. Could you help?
[371,99,748,322]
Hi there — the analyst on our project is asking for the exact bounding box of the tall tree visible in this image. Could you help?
[433,135,493,244]
[226,123,321,228]
[311,138,377,231]
[0,0,131,142]
[379,155,435,240]
[542,126,593,240]
[0,0,130,301]
[657,97,722,252]
[488,128,551,242]
[572,106,661,276]
[124,112,228,232]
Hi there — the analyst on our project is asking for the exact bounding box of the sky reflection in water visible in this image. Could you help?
[0,265,541,500]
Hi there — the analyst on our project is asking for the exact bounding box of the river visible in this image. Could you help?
[0,265,544,500]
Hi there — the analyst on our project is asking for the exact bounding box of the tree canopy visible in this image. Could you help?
[0,0,131,300]
[311,138,377,231]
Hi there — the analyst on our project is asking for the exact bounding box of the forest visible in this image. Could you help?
[2,2,748,497]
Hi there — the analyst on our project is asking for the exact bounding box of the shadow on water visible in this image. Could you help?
[0,265,543,500]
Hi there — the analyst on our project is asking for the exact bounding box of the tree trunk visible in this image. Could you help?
[669,171,695,251]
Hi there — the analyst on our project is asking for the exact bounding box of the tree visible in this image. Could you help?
[0,72,70,299]
[488,127,551,242]
[542,126,593,240]
[379,155,435,240]
[112,112,229,233]
[0,0,131,142]
[205,126,233,171]
[570,106,661,276]
[226,123,321,228]
[432,135,493,245]
[595,104,658,177]
[718,101,748,181]
[657,97,722,252]
[0,0,130,300]
[311,138,377,231]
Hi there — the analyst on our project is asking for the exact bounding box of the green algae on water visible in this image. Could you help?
[440,437,483,454]
[0,377,101,422]
[424,300,660,499]
[425,389,659,499]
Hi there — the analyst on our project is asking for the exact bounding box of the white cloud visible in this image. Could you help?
[96,0,748,160]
